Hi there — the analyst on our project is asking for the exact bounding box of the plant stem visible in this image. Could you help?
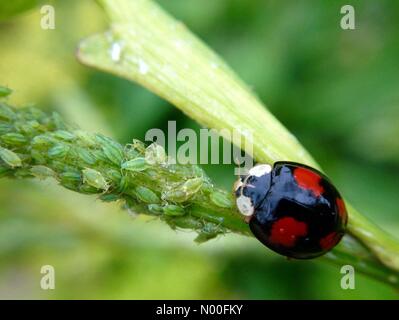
[0,103,249,242]
[75,0,399,276]
[0,103,398,288]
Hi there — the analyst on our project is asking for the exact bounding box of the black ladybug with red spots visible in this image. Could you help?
[234,162,348,259]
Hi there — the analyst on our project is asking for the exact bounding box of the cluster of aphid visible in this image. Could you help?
[0,103,235,242]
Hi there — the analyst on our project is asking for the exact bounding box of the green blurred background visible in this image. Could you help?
[1,0,399,299]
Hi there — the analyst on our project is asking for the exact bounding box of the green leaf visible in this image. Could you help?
[77,0,316,167]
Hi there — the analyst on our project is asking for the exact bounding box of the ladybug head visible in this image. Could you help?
[234,164,272,219]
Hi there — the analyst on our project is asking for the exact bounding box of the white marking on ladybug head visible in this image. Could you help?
[248,164,272,177]
[233,178,244,192]
[236,195,254,216]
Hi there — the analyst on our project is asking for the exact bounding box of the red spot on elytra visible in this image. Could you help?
[320,232,340,250]
[293,167,324,197]
[336,197,347,220]
[270,217,308,247]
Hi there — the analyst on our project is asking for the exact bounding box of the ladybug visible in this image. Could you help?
[234,162,348,259]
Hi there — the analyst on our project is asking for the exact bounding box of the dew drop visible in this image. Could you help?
[138,59,149,74]
[110,42,123,62]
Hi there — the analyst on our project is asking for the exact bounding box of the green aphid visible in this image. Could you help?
[162,177,203,202]
[148,203,164,215]
[49,160,64,171]
[164,215,203,230]
[17,120,40,135]
[194,223,222,243]
[59,171,81,183]
[103,144,124,165]
[92,149,109,163]
[99,193,120,202]
[144,169,159,178]
[121,157,147,172]
[14,168,33,178]
[194,231,219,243]
[53,130,75,141]
[28,120,40,129]
[0,86,12,98]
[201,182,214,194]
[1,132,27,146]
[106,168,122,183]
[30,165,55,180]
[209,190,233,208]
[0,103,16,121]
[31,134,54,149]
[0,122,14,135]
[48,144,70,158]
[145,143,167,165]
[162,189,186,202]
[75,130,97,147]
[190,165,207,178]
[82,168,109,190]
[80,184,101,195]
[30,149,47,164]
[132,139,146,154]
[163,204,186,217]
[116,175,129,193]
[135,186,160,204]
[96,134,124,165]
[0,147,22,168]
[59,171,81,191]
[51,112,67,130]
[24,107,47,120]
[182,177,203,193]
[124,144,140,159]
[76,148,96,165]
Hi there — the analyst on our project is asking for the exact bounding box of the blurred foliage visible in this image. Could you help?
[0,0,44,21]
[0,0,398,299]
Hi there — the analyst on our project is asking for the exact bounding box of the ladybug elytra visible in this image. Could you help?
[234,162,348,259]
